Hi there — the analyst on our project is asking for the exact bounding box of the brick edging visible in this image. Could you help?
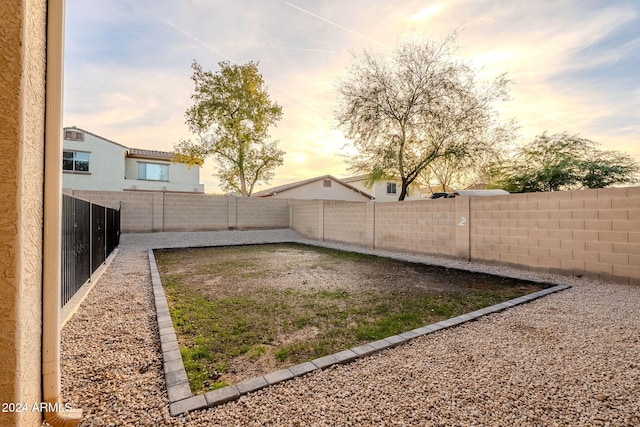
[148,248,570,416]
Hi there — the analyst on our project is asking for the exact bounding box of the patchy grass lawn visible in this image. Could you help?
[154,243,546,394]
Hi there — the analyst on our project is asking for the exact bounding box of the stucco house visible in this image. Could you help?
[63,127,204,193]
[341,174,425,202]
[253,175,374,201]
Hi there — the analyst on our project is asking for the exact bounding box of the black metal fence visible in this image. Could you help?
[61,194,120,307]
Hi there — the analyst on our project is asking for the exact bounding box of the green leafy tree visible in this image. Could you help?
[174,61,284,196]
[489,132,640,192]
[335,35,514,200]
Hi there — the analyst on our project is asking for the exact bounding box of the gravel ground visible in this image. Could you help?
[59,230,640,426]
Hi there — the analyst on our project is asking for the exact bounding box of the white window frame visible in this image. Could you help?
[137,162,169,181]
[386,182,397,194]
[62,150,90,173]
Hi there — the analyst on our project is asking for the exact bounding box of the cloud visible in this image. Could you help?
[64,62,193,149]
[409,4,447,23]
[64,0,640,193]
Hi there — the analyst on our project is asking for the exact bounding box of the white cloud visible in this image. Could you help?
[409,4,447,23]
[64,0,640,193]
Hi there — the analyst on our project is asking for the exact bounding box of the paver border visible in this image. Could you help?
[148,245,570,416]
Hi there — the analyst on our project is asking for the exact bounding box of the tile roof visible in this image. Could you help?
[127,148,173,160]
[64,127,177,161]
[340,174,369,183]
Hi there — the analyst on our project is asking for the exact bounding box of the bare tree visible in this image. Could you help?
[420,133,511,192]
[335,35,514,200]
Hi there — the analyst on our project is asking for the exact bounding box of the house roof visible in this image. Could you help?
[63,126,129,149]
[127,148,173,161]
[341,174,369,183]
[342,174,426,189]
[253,174,374,199]
[64,126,179,162]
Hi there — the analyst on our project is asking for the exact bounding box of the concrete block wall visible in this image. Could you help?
[163,193,228,231]
[67,190,155,232]
[122,193,155,232]
[291,200,323,239]
[375,199,457,256]
[289,198,459,256]
[290,187,640,285]
[71,188,640,285]
[67,191,291,233]
[470,187,640,285]
[323,201,373,247]
[64,189,123,210]
[237,197,290,229]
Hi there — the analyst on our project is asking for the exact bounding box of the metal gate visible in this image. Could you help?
[61,194,120,307]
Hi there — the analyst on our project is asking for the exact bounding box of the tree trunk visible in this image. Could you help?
[398,180,409,201]
[239,173,248,197]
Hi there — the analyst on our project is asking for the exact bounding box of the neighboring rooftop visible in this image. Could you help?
[341,174,369,183]
[127,148,173,161]
[64,126,177,162]
[63,126,128,149]
[253,174,374,199]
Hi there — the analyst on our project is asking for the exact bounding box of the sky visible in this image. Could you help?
[63,0,640,193]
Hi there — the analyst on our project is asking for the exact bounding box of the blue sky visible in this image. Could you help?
[63,0,640,193]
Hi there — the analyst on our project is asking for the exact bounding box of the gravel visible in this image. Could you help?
[59,230,640,426]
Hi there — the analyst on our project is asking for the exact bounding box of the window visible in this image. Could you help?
[64,130,84,141]
[62,150,90,172]
[323,179,332,187]
[386,182,397,194]
[138,162,169,181]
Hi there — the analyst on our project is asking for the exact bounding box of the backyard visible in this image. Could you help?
[154,243,547,393]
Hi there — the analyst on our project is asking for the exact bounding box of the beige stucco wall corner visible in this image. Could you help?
[0,0,47,426]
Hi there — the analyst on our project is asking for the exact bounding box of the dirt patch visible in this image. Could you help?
[155,243,546,392]
[159,243,534,296]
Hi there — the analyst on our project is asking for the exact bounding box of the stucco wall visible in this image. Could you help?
[123,157,203,193]
[63,131,127,191]
[267,179,371,201]
[63,131,204,193]
[0,0,47,425]
[346,179,422,202]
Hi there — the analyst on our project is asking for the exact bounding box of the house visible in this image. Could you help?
[63,127,204,193]
[253,175,374,201]
[341,174,425,202]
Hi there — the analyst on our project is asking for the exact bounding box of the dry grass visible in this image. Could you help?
[154,243,546,394]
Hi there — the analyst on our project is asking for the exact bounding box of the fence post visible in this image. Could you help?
[227,196,238,230]
[319,200,325,241]
[104,206,107,264]
[89,201,92,282]
[366,201,375,249]
[454,196,471,261]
